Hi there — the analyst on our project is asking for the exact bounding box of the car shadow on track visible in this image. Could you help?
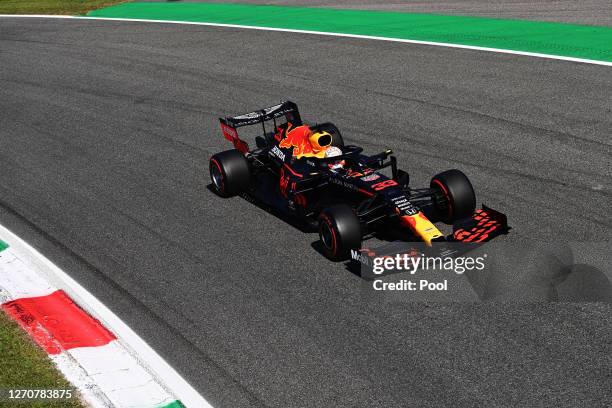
[208,182,384,277]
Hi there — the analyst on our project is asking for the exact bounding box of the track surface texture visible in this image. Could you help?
[1,17,611,408]
[139,0,612,26]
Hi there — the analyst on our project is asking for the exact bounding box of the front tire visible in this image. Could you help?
[430,169,476,223]
[318,205,361,261]
[209,150,250,197]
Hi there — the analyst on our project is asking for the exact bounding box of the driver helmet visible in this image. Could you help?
[325,146,345,170]
[309,130,333,152]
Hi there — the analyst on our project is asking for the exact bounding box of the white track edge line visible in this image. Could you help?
[0,223,212,408]
[1,14,612,67]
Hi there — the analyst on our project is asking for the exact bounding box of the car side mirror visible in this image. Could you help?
[396,169,410,189]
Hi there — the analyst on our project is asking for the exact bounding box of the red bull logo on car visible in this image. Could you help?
[279,125,316,159]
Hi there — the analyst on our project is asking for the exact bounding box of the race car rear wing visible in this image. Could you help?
[219,100,302,153]
[221,101,302,128]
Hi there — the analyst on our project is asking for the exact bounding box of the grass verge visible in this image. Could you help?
[89,3,612,63]
[0,310,84,408]
[0,0,127,15]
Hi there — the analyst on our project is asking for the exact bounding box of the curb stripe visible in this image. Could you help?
[0,249,55,301]
[1,14,611,67]
[0,223,208,407]
[2,290,116,354]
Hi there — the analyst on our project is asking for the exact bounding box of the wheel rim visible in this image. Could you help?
[320,221,334,251]
[431,179,453,221]
[211,162,224,191]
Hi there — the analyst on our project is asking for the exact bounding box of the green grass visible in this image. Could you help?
[0,310,84,408]
[0,0,127,15]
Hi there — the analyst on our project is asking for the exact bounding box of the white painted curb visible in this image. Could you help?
[0,224,212,408]
[1,14,611,67]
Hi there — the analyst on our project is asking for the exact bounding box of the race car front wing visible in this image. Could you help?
[353,204,510,279]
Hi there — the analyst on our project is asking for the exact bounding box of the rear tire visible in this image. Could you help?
[430,169,476,224]
[209,150,250,197]
[318,205,361,261]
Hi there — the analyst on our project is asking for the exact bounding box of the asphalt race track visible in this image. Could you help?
[1,17,611,407]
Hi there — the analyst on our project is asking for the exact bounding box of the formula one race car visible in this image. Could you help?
[210,101,508,261]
